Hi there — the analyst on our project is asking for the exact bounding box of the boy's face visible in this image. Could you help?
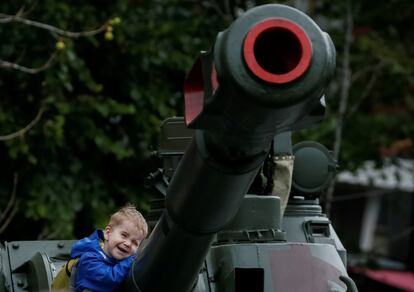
[103,220,145,260]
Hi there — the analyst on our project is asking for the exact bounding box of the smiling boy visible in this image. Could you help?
[71,204,148,292]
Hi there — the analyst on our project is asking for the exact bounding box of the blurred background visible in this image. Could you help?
[1,0,413,291]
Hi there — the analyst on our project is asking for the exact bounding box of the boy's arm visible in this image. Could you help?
[75,252,134,291]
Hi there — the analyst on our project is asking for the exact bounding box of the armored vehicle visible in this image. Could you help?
[0,4,357,292]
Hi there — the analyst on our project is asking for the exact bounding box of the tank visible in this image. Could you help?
[0,4,358,292]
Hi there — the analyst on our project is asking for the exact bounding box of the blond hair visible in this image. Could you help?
[107,203,148,237]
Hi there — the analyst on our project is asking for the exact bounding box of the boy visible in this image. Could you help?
[71,203,148,292]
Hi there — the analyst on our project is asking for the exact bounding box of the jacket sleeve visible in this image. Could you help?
[75,252,134,291]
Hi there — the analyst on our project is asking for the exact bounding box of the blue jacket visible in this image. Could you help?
[71,230,134,292]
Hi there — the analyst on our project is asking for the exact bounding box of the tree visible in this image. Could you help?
[0,0,237,239]
[293,0,414,214]
[0,1,128,239]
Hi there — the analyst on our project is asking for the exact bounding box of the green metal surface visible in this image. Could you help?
[0,240,74,292]
[206,243,348,292]
[292,141,337,196]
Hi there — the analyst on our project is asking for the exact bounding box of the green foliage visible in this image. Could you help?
[295,0,414,169]
[0,0,228,239]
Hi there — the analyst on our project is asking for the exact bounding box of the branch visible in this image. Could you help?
[351,63,382,83]
[37,225,63,240]
[0,173,18,223]
[0,13,108,38]
[0,173,19,234]
[334,0,353,161]
[347,66,381,118]
[208,0,233,23]
[0,104,45,141]
[325,0,353,216]
[0,203,19,234]
[1,9,109,74]
[0,51,58,74]
[224,0,232,17]
[372,225,414,252]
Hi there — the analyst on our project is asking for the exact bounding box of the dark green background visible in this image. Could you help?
[0,0,413,240]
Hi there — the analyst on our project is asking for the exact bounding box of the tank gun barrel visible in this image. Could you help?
[126,4,335,292]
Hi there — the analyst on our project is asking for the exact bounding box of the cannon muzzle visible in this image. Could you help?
[126,4,335,292]
[184,4,334,135]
